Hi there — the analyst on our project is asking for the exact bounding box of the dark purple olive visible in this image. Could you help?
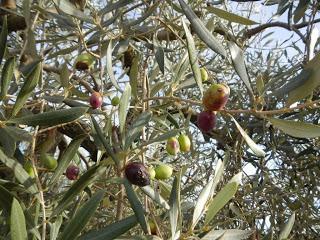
[66,165,80,180]
[125,162,150,187]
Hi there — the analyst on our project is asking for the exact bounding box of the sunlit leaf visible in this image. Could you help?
[141,186,170,210]
[106,40,122,92]
[204,172,242,226]
[207,6,258,25]
[53,0,92,22]
[119,83,131,134]
[10,198,27,240]
[191,159,225,230]
[231,116,266,157]
[279,212,295,240]
[0,56,15,100]
[201,229,254,240]
[228,42,254,97]
[269,118,320,138]
[169,174,181,239]
[182,19,203,96]
[178,0,226,57]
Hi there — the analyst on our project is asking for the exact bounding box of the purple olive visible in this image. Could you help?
[125,162,150,187]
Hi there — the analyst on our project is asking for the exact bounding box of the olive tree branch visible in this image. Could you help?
[143,97,320,116]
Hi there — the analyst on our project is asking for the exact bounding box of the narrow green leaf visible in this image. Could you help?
[50,135,86,185]
[119,83,131,134]
[126,2,160,27]
[106,40,122,92]
[228,41,254,98]
[155,46,165,74]
[294,0,310,23]
[50,216,63,240]
[79,215,138,240]
[191,159,225,230]
[12,62,42,116]
[0,148,38,197]
[269,118,320,138]
[53,0,92,22]
[22,0,31,27]
[60,62,70,88]
[123,179,148,233]
[0,185,14,214]
[276,0,291,16]
[178,0,226,57]
[201,229,254,240]
[146,129,181,146]
[0,15,8,66]
[125,112,152,150]
[0,56,15,100]
[91,116,119,165]
[52,164,106,216]
[2,126,32,142]
[172,51,189,88]
[279,213,295,240]
[141,186,170,210]
[182,19,203,96]
[9,107,88,126]
[231,116,266,157]
[99,0,133,14]
[58,190,105,240]
[10,198,28,240]
[287,68,320,105]
[129,54,139,99]
[204,172,242,226]
[169,175,181,239]
[150,81,165,97]
[207,6,258,25]
[0,127,16,157]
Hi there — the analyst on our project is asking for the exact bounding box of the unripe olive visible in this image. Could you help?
[200,67,208,82]
[125,162,150,187]
[111,96,120,106]
[166,137,180,155]
[197,111,216,133]
[148,167,156,180]
[202,83,230,111]
[40,153,57,170]
[149,220,157,235]
[23,161,35,178]
[66,165,80,180]
[74,53,95,70]
[90,92,103,109]
[155,164,173,180]
[178,134,191,152]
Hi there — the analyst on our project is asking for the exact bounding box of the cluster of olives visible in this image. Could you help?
[166,134,191,155]
[124,162,173,187]
[197,83,230,133]
[74,53,120,110]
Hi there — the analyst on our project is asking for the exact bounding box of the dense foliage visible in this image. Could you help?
[0,0,319,239]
